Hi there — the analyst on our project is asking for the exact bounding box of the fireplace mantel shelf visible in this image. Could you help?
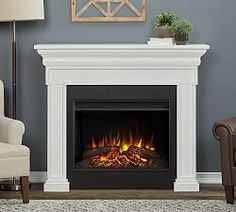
[35,43,208,49]
[35,44,209,74]
[35,43,209,192]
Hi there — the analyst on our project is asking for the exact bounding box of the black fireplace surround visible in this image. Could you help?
[67,86,176,189]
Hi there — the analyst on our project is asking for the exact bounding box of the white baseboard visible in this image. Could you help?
[196,172,222,184]
[0,172,47,183]
[27,171,222,185]
[29,171,47,183]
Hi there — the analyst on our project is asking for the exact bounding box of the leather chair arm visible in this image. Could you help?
[212,117,236,186]
[0,116,25,145]
[213,117,236,140]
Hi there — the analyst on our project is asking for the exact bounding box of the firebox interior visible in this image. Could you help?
[75,110,169,169]
[67,86,176,189]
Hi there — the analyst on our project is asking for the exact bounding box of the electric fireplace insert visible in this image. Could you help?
[67,86,176,189]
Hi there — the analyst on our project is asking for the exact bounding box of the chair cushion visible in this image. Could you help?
[0,142,29,158]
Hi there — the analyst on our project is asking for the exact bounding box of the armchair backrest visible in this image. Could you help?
[0,80,4,115]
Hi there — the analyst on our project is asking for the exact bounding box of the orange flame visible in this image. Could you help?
[90,131,155,152]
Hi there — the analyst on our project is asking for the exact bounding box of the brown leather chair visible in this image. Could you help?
[213,117,236,204]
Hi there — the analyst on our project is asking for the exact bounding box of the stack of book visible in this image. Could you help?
[147,38,174,46]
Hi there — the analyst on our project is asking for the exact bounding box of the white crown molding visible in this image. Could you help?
[35,44,209,75]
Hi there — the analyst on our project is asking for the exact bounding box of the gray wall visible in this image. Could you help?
[0,0,236,171]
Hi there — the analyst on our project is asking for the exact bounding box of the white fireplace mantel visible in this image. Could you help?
[34,43,209,192]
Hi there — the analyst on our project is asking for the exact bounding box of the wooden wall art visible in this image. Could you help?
[71,0,146,22]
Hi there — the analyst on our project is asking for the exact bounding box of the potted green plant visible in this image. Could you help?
[170,19,193,45]
[155,12,177,38]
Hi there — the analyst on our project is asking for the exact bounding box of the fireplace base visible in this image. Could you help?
[174,179,199,192]
[44,180,70,192]
[43,179,199,192]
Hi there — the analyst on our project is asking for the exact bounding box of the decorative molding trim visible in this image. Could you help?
[21,171,222,185]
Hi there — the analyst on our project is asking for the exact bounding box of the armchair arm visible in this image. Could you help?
[213,117,236,140]
[212,117,236,186]
[0,116,25,145]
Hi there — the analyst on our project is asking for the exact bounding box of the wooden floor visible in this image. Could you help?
[0,184,228,201]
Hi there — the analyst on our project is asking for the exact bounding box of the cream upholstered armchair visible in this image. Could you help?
[0,80,29,203]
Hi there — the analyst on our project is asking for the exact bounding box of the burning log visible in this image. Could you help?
[128,146,160,160]
[77,145,164,169]
[83,146,119,159]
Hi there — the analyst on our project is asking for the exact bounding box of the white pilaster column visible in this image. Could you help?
[44,83,69,192]
[174,84,199,191]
